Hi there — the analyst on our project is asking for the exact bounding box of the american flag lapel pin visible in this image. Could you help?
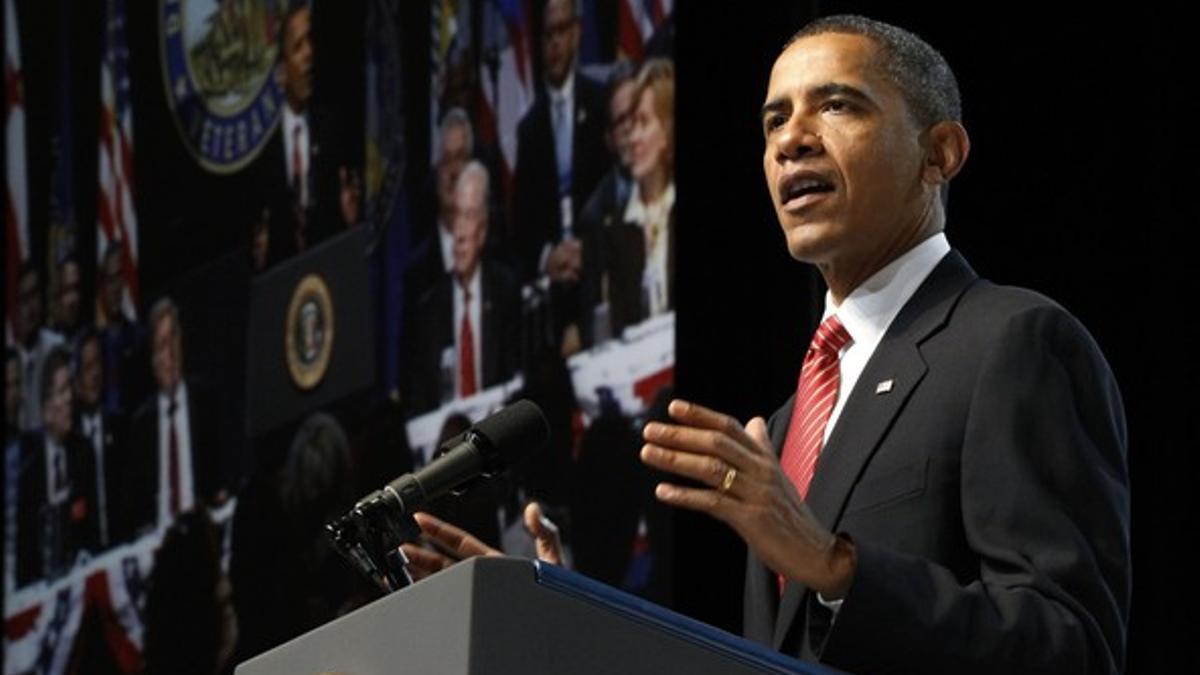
[875,379,895,394]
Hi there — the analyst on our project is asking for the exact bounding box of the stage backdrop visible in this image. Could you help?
[3,0,676,671]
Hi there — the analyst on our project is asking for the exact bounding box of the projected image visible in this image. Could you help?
[401,0,675,597]
[3,0,674,671]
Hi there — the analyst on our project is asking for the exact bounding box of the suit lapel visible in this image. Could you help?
[480,265,499,386]
[773,251,978,648]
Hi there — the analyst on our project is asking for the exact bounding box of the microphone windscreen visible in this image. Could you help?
[473,399,550,465]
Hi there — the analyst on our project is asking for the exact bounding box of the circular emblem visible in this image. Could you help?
[159,0,288,174]
[285,274,334,390]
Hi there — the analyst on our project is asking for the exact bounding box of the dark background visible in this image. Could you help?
[6,0,1194,671]
[673,2,1197,671]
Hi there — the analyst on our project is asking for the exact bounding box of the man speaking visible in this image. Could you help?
[639,15,1130,674]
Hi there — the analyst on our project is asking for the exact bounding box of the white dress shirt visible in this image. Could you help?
[814,232,950,612]
[17,329,64,432]
[623,181,676,318]
[157,383,195,527]
[43,436,70,507]
[282,105,310,208]
[547,69,576,195]
[80,410,109,545]
[822,232,951,441]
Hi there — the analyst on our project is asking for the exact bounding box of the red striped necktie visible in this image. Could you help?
[459,289,477,397]
[780,315,853,500]
[777,315,851,593]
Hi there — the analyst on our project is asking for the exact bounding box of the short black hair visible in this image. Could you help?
[279,1,310,55]
[787,15,961,129]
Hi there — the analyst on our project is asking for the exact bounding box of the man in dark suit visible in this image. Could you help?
[123,298,223,537]
[15,347,97,586]
[405,108,474,310]
[639,16,1130,674]
[73,327,126,548]
[98,242,143,418]
[408,161,520,414]
[512,0,608,349]
[259,2,360,266]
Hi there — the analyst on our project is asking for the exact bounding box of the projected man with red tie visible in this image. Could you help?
[124,299,223,537]
[407,161,520,414]
[638,15,1130,674]
[262,2,361,266]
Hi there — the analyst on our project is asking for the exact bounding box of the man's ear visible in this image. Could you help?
[922,121,970,186]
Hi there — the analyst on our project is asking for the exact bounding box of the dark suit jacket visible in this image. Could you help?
[74,408,127,548]
[15,431,97,587]
[576,167,630,347]
[744,251,1130,674]
[406,262,521,414]
[603,206,675,339]
[121,380,223,537]
[257,107,347,267]
[512,73,609,282]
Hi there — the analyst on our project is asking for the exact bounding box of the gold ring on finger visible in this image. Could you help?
[719,466,738,494]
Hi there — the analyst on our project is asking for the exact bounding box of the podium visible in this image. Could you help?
[235,557,837,674]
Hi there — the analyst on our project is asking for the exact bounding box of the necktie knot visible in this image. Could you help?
[810,315,852,357]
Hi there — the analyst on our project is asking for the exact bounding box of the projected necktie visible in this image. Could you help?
[167,397,180,516]
[459,290,477,397]
[291,123,305,207]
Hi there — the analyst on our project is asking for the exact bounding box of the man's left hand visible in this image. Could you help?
[640,399,856,599]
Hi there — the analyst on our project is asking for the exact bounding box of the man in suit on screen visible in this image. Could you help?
[512,0,608,351]
[638,15,1130,674]
[15,347,97,586]
[73,327,126,548]
[260,2,361,265]
[407,161,520,414]
[124,298,224,536]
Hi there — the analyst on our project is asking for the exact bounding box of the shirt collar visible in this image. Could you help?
[547,69,576,105]
[457,264,483,301]
[283,104,306,135]
[158,382,188,411]
[823,232,951,346]
[624,181,676,224]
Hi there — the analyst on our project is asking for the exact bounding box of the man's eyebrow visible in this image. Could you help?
[810,82,874,105]
[760,98,789,119]
[760,82,875,119]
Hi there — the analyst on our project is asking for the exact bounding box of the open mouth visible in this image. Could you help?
[780,173,835,210]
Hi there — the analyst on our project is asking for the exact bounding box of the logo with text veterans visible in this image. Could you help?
[160,0,285,173]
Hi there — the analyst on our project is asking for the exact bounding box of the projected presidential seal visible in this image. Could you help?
[285,274,334,391]
[160,0,287,173]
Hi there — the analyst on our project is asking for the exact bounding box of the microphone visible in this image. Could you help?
[328,400,549,592]
[373,399,549,515]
